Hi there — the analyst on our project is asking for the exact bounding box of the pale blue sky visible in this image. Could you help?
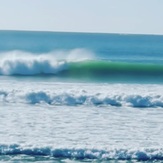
[0,0,163,34]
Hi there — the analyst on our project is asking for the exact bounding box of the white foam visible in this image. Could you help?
[0,82,163,107]
[0,49,93,75]
[0,144,163,161]
[0,82,163,162]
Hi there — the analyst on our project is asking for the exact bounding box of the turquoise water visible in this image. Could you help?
[0,31,163,163]
[0,30,163,83]
[1,31,163,63]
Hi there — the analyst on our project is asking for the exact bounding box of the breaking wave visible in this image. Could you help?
[0,144,163,161]
[0,49,93,75]
[0,50,163,83]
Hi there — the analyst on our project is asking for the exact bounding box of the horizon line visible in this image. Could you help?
[0,29,163,36]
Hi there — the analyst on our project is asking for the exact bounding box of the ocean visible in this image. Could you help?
[0,30,163,163]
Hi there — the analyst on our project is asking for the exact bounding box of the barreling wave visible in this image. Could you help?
[1,89,163,108]
[0,50,163,82]
[0,144,163,161]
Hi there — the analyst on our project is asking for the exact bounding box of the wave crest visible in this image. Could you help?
[0,49,93,75]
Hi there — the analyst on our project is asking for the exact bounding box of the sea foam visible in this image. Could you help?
[1,86,163,107]
[0,49,93,75]
[0,144,163,161]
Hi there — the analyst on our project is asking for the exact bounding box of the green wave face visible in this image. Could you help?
[60,61,163,83]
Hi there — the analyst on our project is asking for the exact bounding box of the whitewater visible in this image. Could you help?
[0,30,163,163]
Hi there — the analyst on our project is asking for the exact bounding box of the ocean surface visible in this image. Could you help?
[0,30,163,163]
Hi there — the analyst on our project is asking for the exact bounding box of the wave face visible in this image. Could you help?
[0,144,163,161]
[68,60,163,81]
[0,50,163,83]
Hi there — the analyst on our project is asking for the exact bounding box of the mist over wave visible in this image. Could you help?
[0,49,94,75]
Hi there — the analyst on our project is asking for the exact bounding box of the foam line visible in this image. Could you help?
[1,89,163,108]
[0,144,163,161]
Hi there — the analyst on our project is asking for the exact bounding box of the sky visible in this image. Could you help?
[0,0,163,34]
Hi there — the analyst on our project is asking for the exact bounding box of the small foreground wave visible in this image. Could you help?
[1,89,163,108]
[0,144,163,161]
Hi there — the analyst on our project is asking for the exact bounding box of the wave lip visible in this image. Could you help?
[0,144,163,161]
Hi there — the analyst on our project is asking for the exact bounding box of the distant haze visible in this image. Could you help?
[0,0,163,35]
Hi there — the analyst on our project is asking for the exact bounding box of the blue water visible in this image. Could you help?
[0,30,163,163]
[1,31,163,63]
[1,30,163,83]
